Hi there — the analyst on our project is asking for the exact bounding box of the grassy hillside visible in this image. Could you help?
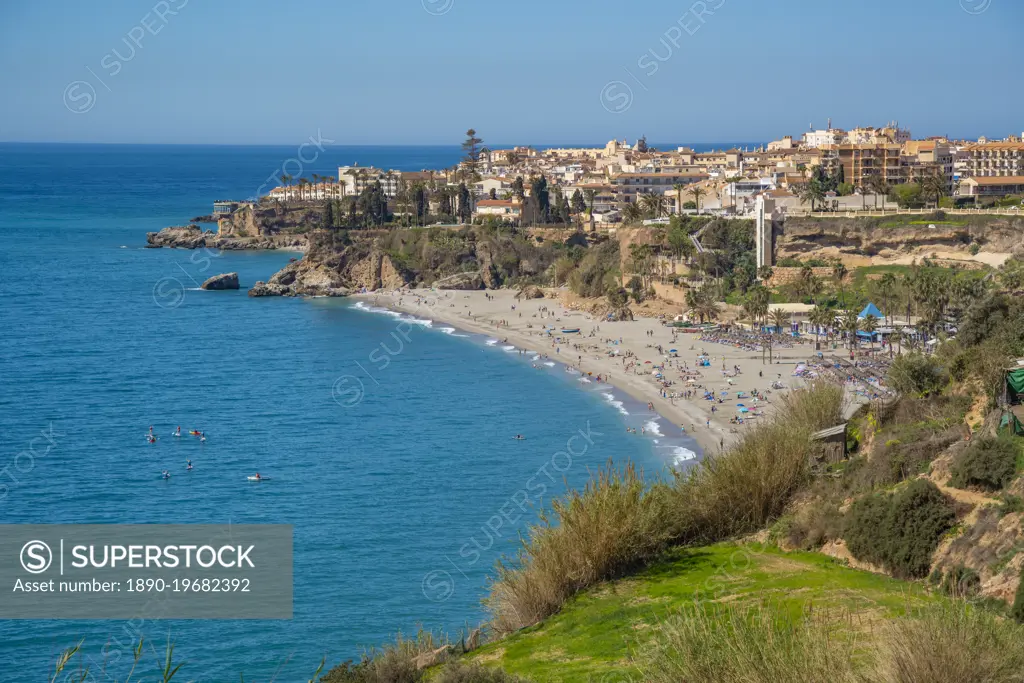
[471,543,933,682]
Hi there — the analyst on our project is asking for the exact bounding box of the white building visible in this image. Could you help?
[338,165,401,198]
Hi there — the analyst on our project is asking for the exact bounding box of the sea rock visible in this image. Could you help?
[248,260,350,297]
[147,225,212,249]
[434,271,484,290]
[201,272,239,290]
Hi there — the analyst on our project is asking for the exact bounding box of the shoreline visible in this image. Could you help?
[348,289,760,455]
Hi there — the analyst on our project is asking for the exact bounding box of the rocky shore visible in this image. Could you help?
[146,225,307,251]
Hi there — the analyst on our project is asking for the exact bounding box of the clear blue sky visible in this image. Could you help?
[1,0,1020,145]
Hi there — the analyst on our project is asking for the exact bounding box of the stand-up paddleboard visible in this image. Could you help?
[246,476,271,482]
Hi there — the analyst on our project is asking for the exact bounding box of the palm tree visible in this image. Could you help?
[809,304,829,346]
[622,202,644,224]
[832,261,849,309]
[584,188,597,219]
[688,185,707,214]
[673,183,686,214]
[920,170,947,209]
[794,265,821,302]
[641,193,666,219]
[757,265,774,283]
[862,313,879,352]
[842,311,861,350]
[867,175,889,210]
[877,272,897,326]
[799,181,826,212]
[770,308,791,334]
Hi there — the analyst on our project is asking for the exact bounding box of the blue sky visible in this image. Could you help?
[1,0,1020,145]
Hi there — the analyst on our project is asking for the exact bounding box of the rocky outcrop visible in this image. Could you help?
[434,271,484,290]
[201,272,239,290]
[248,259,351,298]
[147,225,306,251]
[517,284,545,299]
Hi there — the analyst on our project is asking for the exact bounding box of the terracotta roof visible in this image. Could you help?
[964,142,1024,151]
[963,175,1024,185]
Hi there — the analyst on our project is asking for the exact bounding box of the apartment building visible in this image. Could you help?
[902,141,955,192]
[610,171,709,203]
[338,165,401,198]
[961,142,1024,178]
[820,144,903,187]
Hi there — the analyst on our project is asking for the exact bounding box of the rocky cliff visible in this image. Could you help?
[146,225,307,251]
[248,235,412,298]
[776,215,1024,263]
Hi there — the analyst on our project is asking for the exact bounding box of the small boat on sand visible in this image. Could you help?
[561,328,581,334]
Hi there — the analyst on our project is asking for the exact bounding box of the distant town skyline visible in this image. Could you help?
[1,0,1021,145]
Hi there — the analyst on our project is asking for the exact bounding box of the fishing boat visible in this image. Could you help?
[561,328,581,334]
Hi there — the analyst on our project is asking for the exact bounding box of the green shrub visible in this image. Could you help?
[844,479,956,578]
[950,437,1019,492]
[887,352,947,397]
[938,564,981,598]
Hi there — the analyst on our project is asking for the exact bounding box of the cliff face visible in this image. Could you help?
[776,216,1024,262]
[249,235,411,297]
[146,225,307,251]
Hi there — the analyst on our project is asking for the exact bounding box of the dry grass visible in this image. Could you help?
[485,463,674,636]
[636,601,867,683]
[669,383,845,545]
[880,603,1024,683]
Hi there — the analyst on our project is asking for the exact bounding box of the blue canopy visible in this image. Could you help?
[859,302,883,319]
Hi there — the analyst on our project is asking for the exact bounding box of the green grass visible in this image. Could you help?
[470,543,935,682]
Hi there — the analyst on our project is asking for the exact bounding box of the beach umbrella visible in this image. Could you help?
[644,361,652,364]
[739,407,749,413]
[720,391,728,396]
[736,403,745,407]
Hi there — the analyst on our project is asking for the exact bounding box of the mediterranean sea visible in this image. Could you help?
[0,143,719,680]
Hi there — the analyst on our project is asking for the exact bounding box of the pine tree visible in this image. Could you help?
[457,183,472,223]
[461,129,484,182]
[323,200,334,229]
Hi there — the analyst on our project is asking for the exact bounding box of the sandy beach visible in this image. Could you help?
[352,288,826,454]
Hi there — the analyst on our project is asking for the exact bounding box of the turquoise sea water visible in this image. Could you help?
[0,144,703,680]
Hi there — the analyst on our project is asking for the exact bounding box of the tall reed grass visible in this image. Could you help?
[486,463,674,635]
[637,601,866,683]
